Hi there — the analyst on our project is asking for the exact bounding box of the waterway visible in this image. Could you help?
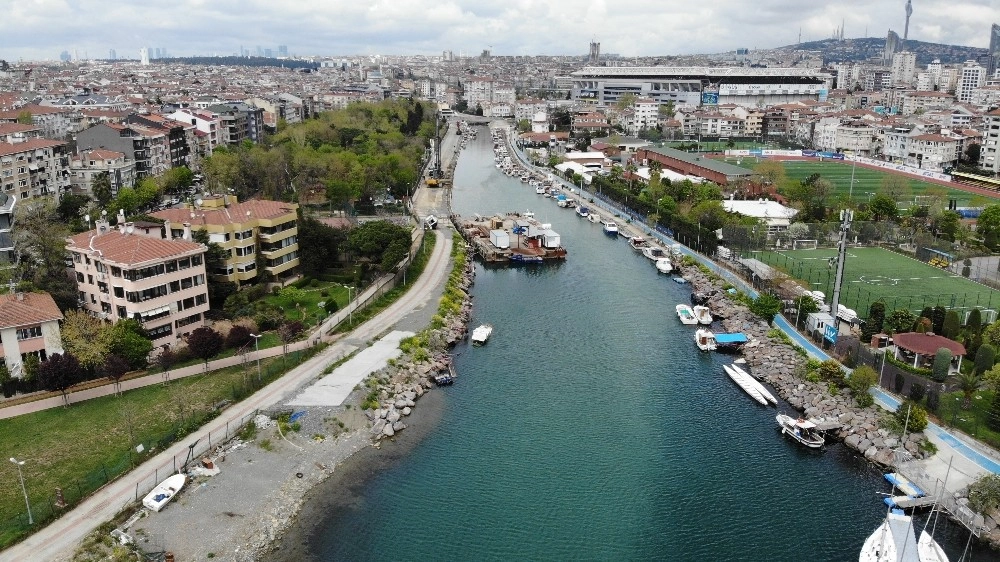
[282,128,985,561]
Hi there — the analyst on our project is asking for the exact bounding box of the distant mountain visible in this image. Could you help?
[777,37,987,65]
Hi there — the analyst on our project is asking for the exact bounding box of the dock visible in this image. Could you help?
[882,472,936,509]
[453,212,567,265]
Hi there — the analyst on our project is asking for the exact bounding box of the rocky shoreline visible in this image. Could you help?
[678,260,1000,548]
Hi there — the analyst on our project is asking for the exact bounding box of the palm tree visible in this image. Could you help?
[957,371,982,410]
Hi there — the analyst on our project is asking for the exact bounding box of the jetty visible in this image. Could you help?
[453,212,567,265]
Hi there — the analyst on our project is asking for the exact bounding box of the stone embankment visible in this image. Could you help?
[365,254,475,439]
[680,262,927,468]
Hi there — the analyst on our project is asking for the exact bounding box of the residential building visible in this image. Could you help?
[0,138,72,200]
[70,149,135,197]
[890,52,917,86]
[762,109,789,140]
[981,108,1000,174]
[883,128,959,171]
[67,218,210,347]
[151,196,300,286]
[0,193,13,264]
[0,291,64,378]
[0,123,42,143]
[957,61,987,103]
[126,113,191,169]
[76,123,170,180]
[0,105,77,139]
[900,91,955,115]
[572,111,611,135]
[206,103,265,145]
[166,108,223,155]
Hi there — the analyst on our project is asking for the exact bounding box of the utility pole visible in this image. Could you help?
[830,209,854,339]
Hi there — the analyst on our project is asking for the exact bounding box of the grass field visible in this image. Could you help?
[717,158,1000,207]
[750,246,1000,317]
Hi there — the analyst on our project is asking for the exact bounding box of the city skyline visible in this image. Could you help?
[1,0,996,62]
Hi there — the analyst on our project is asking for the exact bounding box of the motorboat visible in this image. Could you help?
[509,254,544,265]
[693,305,713,325]
[722,365,768,406]
[587,212,601,223]
[535,185,546,194]
[628,236,647,251]
[694,328,717,351]
[676,304,698,325]
[142,473,186,512]
[471,324,494,345]
[859,509,949,562]
[655,258,674,274]
[728,363,777,405]
[776,414,824,448]
[641,246,667,261]
[602,220,619,236]
[576,206,590,218]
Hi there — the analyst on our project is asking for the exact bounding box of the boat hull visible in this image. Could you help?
[142,473,186,512]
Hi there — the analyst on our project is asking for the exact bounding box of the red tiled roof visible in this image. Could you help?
[77,148,126,161]
[0,138,67,157]
[0,292,63,330]
[151,198,297,227]
[67,229,204,267]
[893,332,966,356]
[0,123,40,135]
[911,134,956,142]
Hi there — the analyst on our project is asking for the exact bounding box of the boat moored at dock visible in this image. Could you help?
[776,414,825,448]
[694,328,717,351]
[692,305,713,325]
[601,220,619,236]
[859,508,949,562]
[676,304,698,325]
[655,258,674,274]
[628,236,647,251]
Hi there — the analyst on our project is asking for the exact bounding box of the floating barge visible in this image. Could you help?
[453,212,568,265]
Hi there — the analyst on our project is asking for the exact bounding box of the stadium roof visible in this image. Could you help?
[571,66,831,79]
[643,146,753,177]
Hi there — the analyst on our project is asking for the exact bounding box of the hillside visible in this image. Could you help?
[778,37,987,65]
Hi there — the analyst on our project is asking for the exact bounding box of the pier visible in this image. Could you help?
[452,212,567,265]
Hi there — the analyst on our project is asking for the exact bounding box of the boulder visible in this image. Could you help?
[372,419,386,435]
[884,438,899,449]
[392,421,407,432]
[402,407,412,416]
[394,399,407,409]
[858,439,872,452]
[382,424,395,437]
[864,446,878,460]
[386,409,401,424]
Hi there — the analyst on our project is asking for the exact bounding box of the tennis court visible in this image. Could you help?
[750,246,1000,318]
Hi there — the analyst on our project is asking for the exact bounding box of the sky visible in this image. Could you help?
[1,0,995,61]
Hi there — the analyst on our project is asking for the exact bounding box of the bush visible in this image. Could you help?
[931,347,952,382]
[967,474,1000,516]
[975,344,996,376]
[908,382,926,403]
[927,390,940,413]
[749,292,782,324]
[817,359,845,385]
[894,400,928,433]
[848,365,878,406]
[226,324,254,349]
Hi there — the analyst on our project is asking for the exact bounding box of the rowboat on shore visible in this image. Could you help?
[143,473,186,512]
[722,364,768,406]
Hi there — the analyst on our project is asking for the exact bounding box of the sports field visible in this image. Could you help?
[750,246,1000,318]
[719,158,1000,207]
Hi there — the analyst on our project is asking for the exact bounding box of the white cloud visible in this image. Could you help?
[0,0,993,61]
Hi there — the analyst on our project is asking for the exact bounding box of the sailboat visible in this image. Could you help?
[859,508,948,562]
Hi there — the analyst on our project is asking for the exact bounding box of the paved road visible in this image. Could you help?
[0,221,453,562]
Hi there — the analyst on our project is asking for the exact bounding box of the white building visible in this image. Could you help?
[956,61,987,103]
[981,108,1000,174]
[891,52,917,86]
[722,199,798,235]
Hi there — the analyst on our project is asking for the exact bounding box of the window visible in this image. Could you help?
[170,280,180,292]
[16,326,42,340]
[117,305,127,319]
[113,286,124,298]
[178,257,191,270]
[195,293,207,306]
[87,274,93,285]
[76,272,84,283]
[111,266,121,277]
[147,324,173,340]
[192,255,203,266]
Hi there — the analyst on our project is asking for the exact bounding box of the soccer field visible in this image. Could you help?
[717,158,999,207]
[751,246,1000,318]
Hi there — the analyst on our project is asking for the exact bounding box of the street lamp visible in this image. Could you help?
[345,285,355,326]
[249,333,263,384]
[9,457,32,525]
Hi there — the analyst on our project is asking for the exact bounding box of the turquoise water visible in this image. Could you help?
[295,132,983,561]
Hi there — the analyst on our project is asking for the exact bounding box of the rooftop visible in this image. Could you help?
[642,146,754,177]
[151,198,297,227]
[67,228,205,267]
[0,292,64,330]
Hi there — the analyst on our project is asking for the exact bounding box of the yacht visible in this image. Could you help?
[602,220,619,236]
[655,258,674,274]
[641,245,667,261]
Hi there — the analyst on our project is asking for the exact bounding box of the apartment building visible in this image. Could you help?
[76,123,169,180]
[0,193,13,264]
[883,129,959,171]
[0,138,72,201]
[166,108,223,157]
[67,218,210,347]
[126,113,191,169]
[957,61,987,103]
[206,103,265,145]
[981,108,1000,174]
[0,291,65,378]
[152,195,299,286]
[900,91,955,115]
[70,149,135,197]
[0,123,43,143]
[0,104,77,140]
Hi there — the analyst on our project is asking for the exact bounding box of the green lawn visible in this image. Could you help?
[0,349,319,548]
[750,246,1000,317]
[936,389,1000,452]
[260,281,351,328]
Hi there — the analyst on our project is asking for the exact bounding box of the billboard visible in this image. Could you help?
[701,91,719,105]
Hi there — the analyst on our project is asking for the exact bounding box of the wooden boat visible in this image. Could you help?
[676,304,698,325]
[722,365,768,406]
[471,324,494,345]
[694,328,717,351]
[142,473,186,512]
[776,414,824,448]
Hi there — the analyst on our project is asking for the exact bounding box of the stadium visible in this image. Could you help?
[570,66,834,109]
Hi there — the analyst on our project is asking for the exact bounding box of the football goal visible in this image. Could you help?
[792,239,818,250]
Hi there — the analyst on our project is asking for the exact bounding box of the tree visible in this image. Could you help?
[786,222,810,240]
[279,320,305,354]
[880,175,912,204]
[962,258,971,278]
[976,344,997,376]
[297,216,347,277]
[978,205,1000,250]
[885,308,916,335]
[894,400,928,432]
[931,306,946,334]
[38,353,83,406]
[108,319,153,369]
[983,319,1000,349]
[753,160,787,188]
[957,371,982,410]
[99,354,131,396]
[967,473,1000,516]
[516,119,530,133]
[61,310,113,371]
[12,199,78,310]
[91,171,113,208]
[868,194,898,222]
[157,347,176,385]
[966,143,982,164]
[862,301,886,340]
[186,327,224,368]
[848,365,877,408]
[931,347,952,382]
[347,220,411,273]
[967,308,983,333]
[474,103,484,116]
[226,324,253,349]
[658,100,676,120]
[941,310,961,340]
[749,292,782,324]
[16,111,32,125]
[615,93,637,111]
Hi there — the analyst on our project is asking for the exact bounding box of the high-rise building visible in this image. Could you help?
[59,50,71,62]
[956,60,987,102]
[139,47,149,65]
[883,30,901,66]
[278,45,288,58]
[891,51,916,85]
[109,49,116,60]
[904,0,913,41]
[154,48,161,59]
[990,23,1000,77]
[589,41,600,64]
[264,48,272,58]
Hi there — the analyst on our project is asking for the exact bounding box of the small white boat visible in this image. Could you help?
[728,363,777,405]
[576,206,590,218]
[535,185,546,194]
[859,509,949,562]
[694,328,717,351]
[722,365,768,406]
[655,258,674,274]
[776,414,824,448]
[641,245,667,261]
[676,304,698,325]
[602,220,619,235]
[471,324,493,346]
[628,236,647,251]
[693,305,713,325]
[142,473,186,512]
[587,212,601,223]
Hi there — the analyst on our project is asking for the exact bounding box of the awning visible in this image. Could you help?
[715,333,749,344]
